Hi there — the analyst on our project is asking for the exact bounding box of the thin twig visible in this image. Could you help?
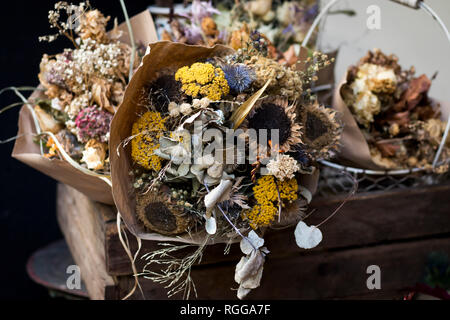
[316,170,358,228]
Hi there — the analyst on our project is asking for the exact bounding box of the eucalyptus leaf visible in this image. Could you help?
[294,221,322,249]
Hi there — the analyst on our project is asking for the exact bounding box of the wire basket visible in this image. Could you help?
[303,0,450,195]
[317,160,450,197]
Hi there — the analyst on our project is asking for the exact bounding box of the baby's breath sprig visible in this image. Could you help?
[39,1,91,48]
[299,51,334,102]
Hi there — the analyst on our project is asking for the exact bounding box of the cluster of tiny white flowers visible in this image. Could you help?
[65,119,78,136]
[266,154,300,181]
[44,39,126,95]
[39,2,90,43]
[65,94,91,119]
[70,39,122,81]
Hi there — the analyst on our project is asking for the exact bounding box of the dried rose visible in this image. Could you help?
[92,78,114,113]
[81,139,107,170]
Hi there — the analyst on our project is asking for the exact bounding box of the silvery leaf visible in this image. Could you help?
[205,215,217,235]
[294,221,322,249]
[240,230,264,255]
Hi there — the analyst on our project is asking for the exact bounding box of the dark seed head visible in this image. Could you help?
[247,103,292,144]
[149,74,182,113]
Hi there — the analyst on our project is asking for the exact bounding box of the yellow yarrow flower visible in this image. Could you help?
[175,63,229,101]
[131,111,166,171]
[243,175,299,229]
[245,204,278,230]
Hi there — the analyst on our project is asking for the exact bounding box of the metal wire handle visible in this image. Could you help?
[391,0,421,9]
[303,0,450,174]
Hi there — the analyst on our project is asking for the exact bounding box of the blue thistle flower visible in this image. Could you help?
[222,64,254,93]
[250,30,262,42]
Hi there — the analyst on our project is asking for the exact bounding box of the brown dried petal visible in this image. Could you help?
[375,141,400,157]
[395,74,431,112]
[34,105,63,134]
[92,78,114,113]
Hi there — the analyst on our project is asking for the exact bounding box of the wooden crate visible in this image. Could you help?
[56,183,450,300]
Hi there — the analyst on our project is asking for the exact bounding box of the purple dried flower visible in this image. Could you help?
[46,68,66,87]
[304,4,319,23]
[282,24,295,35]
[218,29,228,43]
[191,0,220,23]
[75,106,113,143]
[184,25,203,45]
[179,0,220,24]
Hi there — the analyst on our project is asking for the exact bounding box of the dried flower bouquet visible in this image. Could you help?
[336,49,450,172]
[37,2,138,171]
[7,2,155,203]
[157,0,320,67]
[110,37,341,299]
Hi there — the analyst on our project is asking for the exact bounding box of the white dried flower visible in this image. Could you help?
[350,63,397,127]
[81,139,106,170]
[192,97,211,109]
[179,103,193,115]
[266,154,300,181]
[168,102,180,117]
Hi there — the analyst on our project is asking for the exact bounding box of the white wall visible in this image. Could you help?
[318,0,450,102]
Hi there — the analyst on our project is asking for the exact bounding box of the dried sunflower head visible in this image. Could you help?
[148,71,184,113]
[297,103,341,160]
[244,97,302,153]
[136,185,196,235]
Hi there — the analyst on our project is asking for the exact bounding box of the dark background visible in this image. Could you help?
[0,0,159,300]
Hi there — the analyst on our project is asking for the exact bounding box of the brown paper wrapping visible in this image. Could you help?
[11,10,158,205]
[113,10,158,47]
[110,41,324,242]
[332,74,450,170]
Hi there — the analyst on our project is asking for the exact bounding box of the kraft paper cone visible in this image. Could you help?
[12,99,114,204]
[11,10,158,205]
[332,73,450,170]
[113,10,158,47]
[110,41,234,242]
[110,41,323,242]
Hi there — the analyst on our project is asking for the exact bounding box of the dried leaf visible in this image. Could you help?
[395,74,431,112]
[234,249,266,300]
[34,105,62,134]
[230,79,271,129]
[205,215,217,235]
[240,230,264,255]
[204,179,233,216]
[294,221,322,249]
[375,140,400,157]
